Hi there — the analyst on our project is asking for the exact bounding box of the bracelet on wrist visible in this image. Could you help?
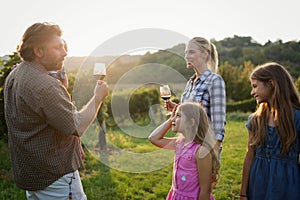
[240,194,247,197]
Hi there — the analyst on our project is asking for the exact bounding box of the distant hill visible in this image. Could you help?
[0,55,10,61]
[4,35,297,80]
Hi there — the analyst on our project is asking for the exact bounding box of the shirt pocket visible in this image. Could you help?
[193,91,204,102]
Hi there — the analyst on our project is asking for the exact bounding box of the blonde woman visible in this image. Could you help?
[167,37,226,158]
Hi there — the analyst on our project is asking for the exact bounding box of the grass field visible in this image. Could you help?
[0,113,249,200]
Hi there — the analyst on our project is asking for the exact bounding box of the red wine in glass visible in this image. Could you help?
[160,85,171,115]
[161,95,171,101]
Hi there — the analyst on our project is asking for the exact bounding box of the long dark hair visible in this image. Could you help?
[250,62,300,155]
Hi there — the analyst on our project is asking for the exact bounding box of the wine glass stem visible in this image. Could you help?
[164,100,169,109]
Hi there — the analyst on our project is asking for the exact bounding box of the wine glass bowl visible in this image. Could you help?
[160,85,171,101]
[160,85,172,115]
[94,63,106,80]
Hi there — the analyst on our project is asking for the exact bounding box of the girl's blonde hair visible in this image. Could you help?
[180,102,220,185]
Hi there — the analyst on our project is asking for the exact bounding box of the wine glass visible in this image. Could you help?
[93,63,106,80]
[160,85,171,115]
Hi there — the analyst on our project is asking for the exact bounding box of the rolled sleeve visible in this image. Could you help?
[210,76,226,142]
[41,83,82,136]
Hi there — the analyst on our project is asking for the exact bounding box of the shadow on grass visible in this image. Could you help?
[80,146,121,200]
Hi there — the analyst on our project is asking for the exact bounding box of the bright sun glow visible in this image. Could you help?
[0,0,300,57]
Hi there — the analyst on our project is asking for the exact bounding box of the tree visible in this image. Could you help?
[0,52,21,141]
[95,102,108,153]
[219,62,240,101]
[235,61,254,100]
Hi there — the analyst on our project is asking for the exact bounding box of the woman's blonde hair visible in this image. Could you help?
[190,37,219,73]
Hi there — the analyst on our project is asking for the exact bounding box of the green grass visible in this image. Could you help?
[0,140,25,199]
[0,116,248,200]
[213,121,248,200]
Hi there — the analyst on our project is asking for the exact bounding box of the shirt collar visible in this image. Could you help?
[190,69,212,82]
[24,61,48,73]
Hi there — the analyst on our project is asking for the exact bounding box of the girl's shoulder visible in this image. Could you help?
[294,109,300,116]
[195,145,211,160]
[294,109,300,122]
[245,113,254,131]
[294,110,300,131]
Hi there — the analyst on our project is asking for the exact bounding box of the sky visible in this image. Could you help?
[1,0,300,57]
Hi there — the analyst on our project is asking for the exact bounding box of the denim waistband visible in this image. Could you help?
[256,152,299,163]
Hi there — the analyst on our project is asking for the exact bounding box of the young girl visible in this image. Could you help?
[240,62,300,199]
[149,102,220,200]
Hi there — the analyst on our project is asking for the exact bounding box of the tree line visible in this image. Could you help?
[1,35,300,141]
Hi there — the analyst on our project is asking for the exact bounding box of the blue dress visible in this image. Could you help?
[246,110,300,200]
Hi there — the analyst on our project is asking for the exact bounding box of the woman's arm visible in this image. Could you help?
[209,76,226,143]
[240,130,255,199]
[148,118,177,150]
[196,146,213,200]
